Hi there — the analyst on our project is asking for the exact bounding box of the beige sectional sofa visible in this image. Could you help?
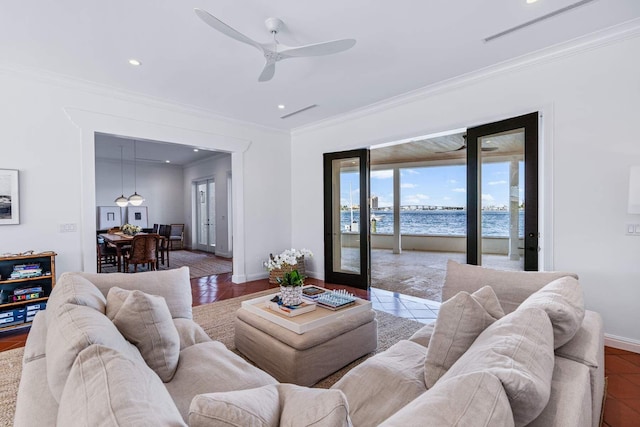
[14,261,604,426]
[332,260,605,427]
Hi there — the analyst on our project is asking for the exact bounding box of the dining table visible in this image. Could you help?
[99,232,135,272]
[99,232,167,273]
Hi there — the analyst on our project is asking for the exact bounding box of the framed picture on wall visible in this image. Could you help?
[98,206,122,230]
[127,206,148,228]
[0,169,20,225]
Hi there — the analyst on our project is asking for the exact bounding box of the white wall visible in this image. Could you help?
[95,158,185,228]
[291,27,640,347]
[0,66,291,283]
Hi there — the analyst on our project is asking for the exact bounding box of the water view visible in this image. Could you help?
[342,210,525,237]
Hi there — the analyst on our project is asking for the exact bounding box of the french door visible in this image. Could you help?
[195,178,216,253]
[323,149,370,289]
[466,112,539,271]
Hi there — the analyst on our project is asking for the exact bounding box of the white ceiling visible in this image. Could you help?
[2,1,639,131]
[94,133,222,166]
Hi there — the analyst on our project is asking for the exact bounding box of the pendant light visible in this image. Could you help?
[128,140,145,206]
[114,146,129,207]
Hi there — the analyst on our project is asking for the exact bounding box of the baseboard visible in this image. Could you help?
[214,250,232,258]
[604,333,640,354]
[232,273,247,283]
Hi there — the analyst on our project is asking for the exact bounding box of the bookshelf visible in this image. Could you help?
[0,251,56,333]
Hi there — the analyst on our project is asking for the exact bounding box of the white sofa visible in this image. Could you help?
[14,262,604,426]
[331,260,605,427]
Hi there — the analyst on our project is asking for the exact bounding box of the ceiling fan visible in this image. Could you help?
[439,135,499,153]
[194,8,356,82]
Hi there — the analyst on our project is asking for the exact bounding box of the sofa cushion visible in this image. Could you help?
[189,384,351,427]
[165,341,278,422]
[173,318,213,350]
[443,260,578,313]
[46,273,107,322]
[408,322,434,348]
[379,372,514,427]
[57,344,186,426]
[77,267,192,319]
[107,287,180,382]
[439,307,555,427]
[518,276,585,348]
[331,339,426,427]
[424,286,503,388]
[46,302,143,402]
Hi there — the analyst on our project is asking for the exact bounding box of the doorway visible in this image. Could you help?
[323,149,371,289]
[195,178,216,253]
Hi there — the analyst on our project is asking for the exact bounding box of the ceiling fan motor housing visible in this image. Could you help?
[265,17,283,34]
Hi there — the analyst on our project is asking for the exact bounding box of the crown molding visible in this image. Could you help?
[0,62,288,136]
[292,18,640,137]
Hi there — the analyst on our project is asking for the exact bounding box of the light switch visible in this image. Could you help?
[629,224,636,234]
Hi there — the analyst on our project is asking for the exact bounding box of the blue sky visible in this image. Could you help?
[341,161,524,208]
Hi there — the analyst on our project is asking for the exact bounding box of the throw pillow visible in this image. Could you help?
[379,372,514,427]
[279,384,351,427]
[188,384,351,427]
[107,287,180,382]
[57,344,186,426]
[517,276,585,348]
[424,286,504,388]
[189,385,280,427]
[438,307,555,427]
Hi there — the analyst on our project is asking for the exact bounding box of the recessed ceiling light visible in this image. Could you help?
[193,148,199,152]
[526,0,538,3]
[128,59,141,66]
[277,104,285,110]
[165,160,170,163]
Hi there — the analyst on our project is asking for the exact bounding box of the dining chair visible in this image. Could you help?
[96,239,117,273]
[157,225,171,267]
[169,224,185,250]
[124,234,159,273]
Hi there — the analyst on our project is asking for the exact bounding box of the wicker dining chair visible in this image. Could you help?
[123,234,159,273]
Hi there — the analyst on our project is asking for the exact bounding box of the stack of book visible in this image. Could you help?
[9,263,43,280]
[9,286,44,302]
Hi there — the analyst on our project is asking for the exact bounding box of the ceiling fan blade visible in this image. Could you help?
[258,61,276,82]
[194,8,263,52]
[280,38,356,58]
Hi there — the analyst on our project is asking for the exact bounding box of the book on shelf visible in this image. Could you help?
[9,292,42,303]
[13,286,44,296]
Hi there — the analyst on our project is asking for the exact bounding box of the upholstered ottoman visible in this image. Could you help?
[234,298,377,387]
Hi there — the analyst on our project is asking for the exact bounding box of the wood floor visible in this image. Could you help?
[0,272,637,426]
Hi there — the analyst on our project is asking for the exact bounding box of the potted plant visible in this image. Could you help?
[264,248,313,284]
[277,269,305,306]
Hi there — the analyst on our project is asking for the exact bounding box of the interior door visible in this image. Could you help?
[323,149,370,289]
[195,179,216,253]
[466,112,539,270]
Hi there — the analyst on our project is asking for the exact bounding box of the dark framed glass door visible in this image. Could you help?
[323,149,370,289]
[466,112,539,271]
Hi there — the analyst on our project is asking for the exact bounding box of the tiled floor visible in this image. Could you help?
[1,272,637,426]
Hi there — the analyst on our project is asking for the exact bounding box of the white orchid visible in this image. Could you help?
[264,248,313,271]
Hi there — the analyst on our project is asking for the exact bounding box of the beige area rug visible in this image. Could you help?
[101,250,232,278]
[0,290,423,426]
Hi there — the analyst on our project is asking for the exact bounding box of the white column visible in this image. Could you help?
[509,159,520,261]
[393,168,402,254]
